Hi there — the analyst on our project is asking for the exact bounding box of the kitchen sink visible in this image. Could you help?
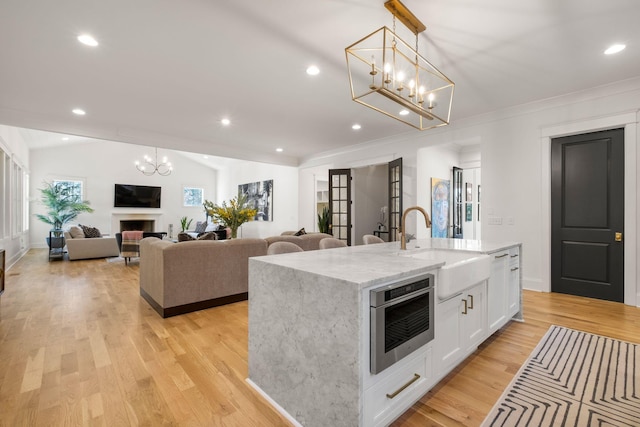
[399,249,491,299]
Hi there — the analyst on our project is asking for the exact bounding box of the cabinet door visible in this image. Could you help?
[434,294,465,371]
[462,281,487,352]
[487,250,509,334]
[508,248,521,317]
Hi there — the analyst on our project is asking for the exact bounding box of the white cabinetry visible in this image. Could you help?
[487,246,521,334]
[487,250,509,334]
[363,348,433,427]
[435,281,487,372]
[508,247,520,317]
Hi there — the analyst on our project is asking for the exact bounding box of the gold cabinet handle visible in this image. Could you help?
[510,254,519,258]
[386,374,420,399]
[462,299,468,315]
[468,294,474,310]
[511,267,519,272]
[495,253,508,259]
[615,232,623,242]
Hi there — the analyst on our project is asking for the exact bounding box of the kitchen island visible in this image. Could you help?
[247,239,521,427]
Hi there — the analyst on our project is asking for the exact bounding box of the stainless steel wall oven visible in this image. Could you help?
[370,272,435,374]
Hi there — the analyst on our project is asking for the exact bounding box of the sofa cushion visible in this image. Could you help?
[68,225,85,239]
[80,224,102,238]
[205,222,217,232]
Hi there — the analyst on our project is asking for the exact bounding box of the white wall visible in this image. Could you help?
[0,125,30,267]
[217,159,299,238]
[29,140,217,247]
[300,76,640,306]
[416,145,461,239]
[299,148,419,241]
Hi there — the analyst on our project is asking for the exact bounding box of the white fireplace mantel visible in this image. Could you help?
[111,212,164,234]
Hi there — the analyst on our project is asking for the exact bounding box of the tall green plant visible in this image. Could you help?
[317,206,330,234]
[36,181,94,231]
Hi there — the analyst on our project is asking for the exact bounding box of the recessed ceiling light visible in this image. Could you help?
[72,108,86,116]
[604,44,626,55]
[276,148,284,152]
[306,65,320,76]
[203,155,209,159]
[399,109,410,116]
[77,34,98,47]
[221,118,230,126]
[62,137,69,141]
[352,124,361,130]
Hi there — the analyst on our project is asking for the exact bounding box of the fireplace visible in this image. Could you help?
[111,213,164,235]
[120,220,155,232]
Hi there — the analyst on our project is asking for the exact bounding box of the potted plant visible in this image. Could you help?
[203,193,257,238]
[179,216,193,233]
[36,181,94,248]
[317,206,330,234]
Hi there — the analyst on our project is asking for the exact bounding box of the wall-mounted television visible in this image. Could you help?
[114,184,161,208]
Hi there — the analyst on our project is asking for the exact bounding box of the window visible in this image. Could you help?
[183,187,204,207]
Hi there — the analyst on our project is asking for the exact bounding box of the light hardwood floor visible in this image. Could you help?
[1,250,639,426]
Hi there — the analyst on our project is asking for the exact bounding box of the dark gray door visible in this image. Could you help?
[329,169,351,246]
[388,158,402,242]
[551,128,624,302]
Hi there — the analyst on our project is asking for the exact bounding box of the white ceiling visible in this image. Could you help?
[1,0,639,166]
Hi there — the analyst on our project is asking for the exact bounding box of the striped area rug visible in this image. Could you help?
[482,325,640,426]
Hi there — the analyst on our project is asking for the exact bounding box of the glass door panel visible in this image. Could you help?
[329,169,351,246]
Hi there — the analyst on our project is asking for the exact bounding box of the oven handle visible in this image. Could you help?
[373,286,433,308]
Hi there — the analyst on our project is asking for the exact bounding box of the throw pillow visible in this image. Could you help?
[294,228,307,236]
[80,224,102,238]
[197,232,217,240]
[68,225,85,239]
[194,221,207,233]
[204,222,216,232]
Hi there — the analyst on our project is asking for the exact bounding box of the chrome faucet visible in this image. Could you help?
[400,206,432,250]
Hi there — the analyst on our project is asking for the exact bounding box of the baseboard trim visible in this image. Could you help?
[140,288,248,318]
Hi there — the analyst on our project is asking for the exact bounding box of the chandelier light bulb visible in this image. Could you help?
[383,63,392,84]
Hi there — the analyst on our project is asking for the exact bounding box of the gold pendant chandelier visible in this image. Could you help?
[345,0,454,130]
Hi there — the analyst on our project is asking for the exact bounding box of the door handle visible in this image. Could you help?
[615,232,623,242]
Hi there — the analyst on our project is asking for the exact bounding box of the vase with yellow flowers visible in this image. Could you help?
[203,194,257,239]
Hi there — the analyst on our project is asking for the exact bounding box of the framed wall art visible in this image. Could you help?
[238,180,273,221]
[431,178,450,238]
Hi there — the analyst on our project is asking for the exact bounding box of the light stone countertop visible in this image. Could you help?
[251,238,520,290]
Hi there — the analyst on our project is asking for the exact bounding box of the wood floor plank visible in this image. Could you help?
[1,249,640,426]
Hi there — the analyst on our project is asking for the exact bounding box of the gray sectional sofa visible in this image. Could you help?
[139,232,333,317]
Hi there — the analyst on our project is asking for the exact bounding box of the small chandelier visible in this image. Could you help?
[135,147,173,176]
[345,0,454,130]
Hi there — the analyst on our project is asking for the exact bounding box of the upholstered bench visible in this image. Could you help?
[115,231,167,264]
